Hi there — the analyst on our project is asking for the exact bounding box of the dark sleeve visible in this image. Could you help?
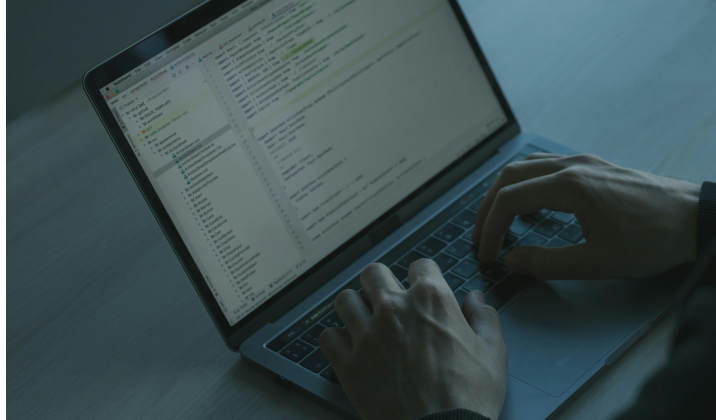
[414,408,490,420]
[613,236,716,419]
[697,181,716,256]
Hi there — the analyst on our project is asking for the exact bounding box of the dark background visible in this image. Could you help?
[6,0,203,122]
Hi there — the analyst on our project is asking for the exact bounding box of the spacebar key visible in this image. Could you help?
[483,274,536,309]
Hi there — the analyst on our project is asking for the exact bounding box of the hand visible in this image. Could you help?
[319,260,508,420]
[473,153,701,280]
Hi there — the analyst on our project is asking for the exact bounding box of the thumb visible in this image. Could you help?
[505,243,599,280]
[462,290,503,342]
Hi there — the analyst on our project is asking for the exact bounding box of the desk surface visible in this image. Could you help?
[7,0,716,419]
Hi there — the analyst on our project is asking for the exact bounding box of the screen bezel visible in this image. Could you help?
[83,0,519,349]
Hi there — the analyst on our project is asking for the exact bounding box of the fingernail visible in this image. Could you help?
[506,252,527,275]
[475,290,486,303]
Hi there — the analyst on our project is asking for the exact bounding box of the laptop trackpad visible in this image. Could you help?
[500,277,675,397]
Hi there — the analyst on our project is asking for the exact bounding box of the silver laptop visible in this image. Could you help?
[84,1,677,418]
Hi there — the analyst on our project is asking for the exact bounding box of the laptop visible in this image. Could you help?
[84,1,678,418]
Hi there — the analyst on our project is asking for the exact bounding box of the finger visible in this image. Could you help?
[333,289,371,336]
[473,158,566,243]
[478,174,580,261]
[525,152,565,161]
[505,243,607,280]
[407,258,446,288]
[462,290,504,344]
[360,263,402,302]
[319,327,352,371]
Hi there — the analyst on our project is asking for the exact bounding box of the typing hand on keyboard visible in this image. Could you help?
[318,260,507,420]
[472,153,700,280]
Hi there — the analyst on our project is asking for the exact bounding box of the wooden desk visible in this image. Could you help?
[7,0,716,418]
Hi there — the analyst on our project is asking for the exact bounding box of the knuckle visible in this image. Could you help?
[333,290,353,308]
[362,262,387,278]
[412,281,445,302]
[499,162,521,181]
[569,153,601,165]
[410,257,437,271]
[363,263,386,274]
[556,167,584,185]
[494,185,514,203]
[373,293,398,313]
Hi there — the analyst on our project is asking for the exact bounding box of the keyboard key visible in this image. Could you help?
[267,298,334,352]
[463,275,493,292]
[503,234,518,249]
[435,223,465,243]
[516,233,547,247]
[301,299,335,326]
[281,339,314,362]
[452,259,480,279]
[462,227,474,242]
[402,280,411,289]
[480,263,510,281]
[468,195,485,211]
[452,210,477,229]
[267,337,290,352]
[265,279,350,352]
[509,218,533,236]
[321,312,344,328]
[300,324,326,346]
[550,212,575,224]
[416,237,447,257]
[391,265,409,281]
[433,253,459,272]
[533,220,564,238]
[320,366,340,383]
[301,349,330,373]
[397,250,428,269]
[524,208,551,222]
[559,224,584,243]
[454,290,468,308]
[445,239,474,258]
[455,187,483,208]
[545,238,571,248]
[443,272,466,291]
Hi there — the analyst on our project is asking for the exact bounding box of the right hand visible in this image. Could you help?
[472,153,701,280]
[319,261,508,420]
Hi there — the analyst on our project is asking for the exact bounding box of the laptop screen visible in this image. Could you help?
[101,0,507,326]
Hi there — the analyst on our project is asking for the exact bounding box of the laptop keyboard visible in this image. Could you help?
[265,146,585,385]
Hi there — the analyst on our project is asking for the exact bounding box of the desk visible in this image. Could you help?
[7,0,716,419]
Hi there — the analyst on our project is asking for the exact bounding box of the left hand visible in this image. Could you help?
[319,260,508,420]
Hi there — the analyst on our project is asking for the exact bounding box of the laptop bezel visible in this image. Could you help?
[83,0,519,350]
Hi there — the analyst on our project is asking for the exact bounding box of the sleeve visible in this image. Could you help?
[697,181,716,256]
[414,408,491,420]
[612,234,716,420]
